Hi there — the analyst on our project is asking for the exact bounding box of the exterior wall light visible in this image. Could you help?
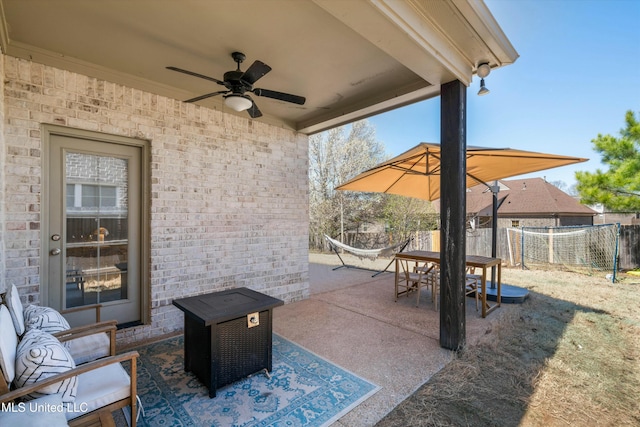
[477,62,491,96]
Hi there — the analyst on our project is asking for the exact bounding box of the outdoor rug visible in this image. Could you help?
[128,334,380,426]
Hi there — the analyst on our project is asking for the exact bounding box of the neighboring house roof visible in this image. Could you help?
[466,178,596,217]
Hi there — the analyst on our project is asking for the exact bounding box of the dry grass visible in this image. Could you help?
[376,268,640,427]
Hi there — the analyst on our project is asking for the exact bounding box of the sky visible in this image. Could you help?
[367,0,640,189]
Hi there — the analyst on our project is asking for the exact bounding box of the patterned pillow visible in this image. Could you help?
[14,328,78,402]
[24,305,70,334]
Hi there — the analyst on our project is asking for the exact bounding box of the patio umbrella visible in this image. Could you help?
[336,142,588,299]
[335,142,588,201]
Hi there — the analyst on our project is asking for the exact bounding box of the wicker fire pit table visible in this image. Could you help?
[173,287,283,397]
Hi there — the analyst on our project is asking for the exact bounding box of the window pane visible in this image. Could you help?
[66,244,128,307]
[65,152,129,309]
[82,185,98,207]
[66,184,75,208]
[100,186,117,208]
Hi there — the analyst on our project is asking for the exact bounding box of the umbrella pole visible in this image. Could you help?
[469,175,500,289]
[491,183,498,289]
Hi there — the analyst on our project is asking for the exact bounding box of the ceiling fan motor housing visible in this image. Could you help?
[224,70,249,93]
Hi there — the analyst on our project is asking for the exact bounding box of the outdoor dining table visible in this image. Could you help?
[394,250,501,318]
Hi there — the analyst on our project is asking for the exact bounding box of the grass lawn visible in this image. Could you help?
[376,268,640,427]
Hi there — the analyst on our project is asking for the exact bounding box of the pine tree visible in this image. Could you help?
[576,110,640,211]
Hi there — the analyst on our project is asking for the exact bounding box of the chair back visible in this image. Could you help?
[0,305,18,393]
[4,285,26,336]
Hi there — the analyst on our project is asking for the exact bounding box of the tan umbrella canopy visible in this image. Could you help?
[337,142,588,298]
[336,142,588,200]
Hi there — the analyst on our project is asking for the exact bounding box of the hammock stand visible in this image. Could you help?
[323,234,413,277]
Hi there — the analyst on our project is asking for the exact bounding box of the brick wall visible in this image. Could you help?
[496,217,592,229]
[2,55,310,345]
[0,54,5,293]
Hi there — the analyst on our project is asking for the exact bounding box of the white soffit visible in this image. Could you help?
[0,0,517,134]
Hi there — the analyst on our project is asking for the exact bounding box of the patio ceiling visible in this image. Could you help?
[0,0,517,134]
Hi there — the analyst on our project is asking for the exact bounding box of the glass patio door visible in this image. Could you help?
[46,131,143,326]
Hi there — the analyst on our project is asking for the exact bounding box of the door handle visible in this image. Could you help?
[50,248,61,256]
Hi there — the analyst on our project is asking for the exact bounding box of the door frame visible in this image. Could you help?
[41,124,151,326]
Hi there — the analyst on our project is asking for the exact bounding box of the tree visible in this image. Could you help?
[549,180,579,197]
[549,180,568,192]
[382,195,438,243]
[576,110,640,211]
[308,120,387,248]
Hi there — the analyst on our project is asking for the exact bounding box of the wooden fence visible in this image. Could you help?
[618,225,640,270]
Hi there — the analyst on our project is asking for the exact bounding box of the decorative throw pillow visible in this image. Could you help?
[24,305,70,334]
[5,283,26,336]
[14,328,78,402]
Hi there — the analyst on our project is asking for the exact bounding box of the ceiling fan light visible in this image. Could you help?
[224,94,253,112]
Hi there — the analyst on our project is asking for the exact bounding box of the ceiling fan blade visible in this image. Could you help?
[253,88,306,105]
[184,90,228,103]
[166,66,225,85]
[246,96,263,118]
[241,60,272,85]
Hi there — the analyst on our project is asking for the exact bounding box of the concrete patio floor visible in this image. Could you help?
[273,253,507,426]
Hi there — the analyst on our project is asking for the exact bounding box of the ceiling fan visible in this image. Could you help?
[167,52,306,118]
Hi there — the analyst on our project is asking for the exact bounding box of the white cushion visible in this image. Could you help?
[24,305,70,334]
[0,305,18,383]
[0,393,69,426]
[6,284,26,336]
[66,332,111,365]
[14,329,78,402]
[66,362,131,421]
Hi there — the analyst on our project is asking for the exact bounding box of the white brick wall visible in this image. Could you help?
[0,53,6,293]
[2,55,310,345]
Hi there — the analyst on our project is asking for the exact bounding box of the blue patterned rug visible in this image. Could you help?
[128,334,379,426]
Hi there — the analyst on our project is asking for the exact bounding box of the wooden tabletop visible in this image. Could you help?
[395,250,501,268]
[395,250,501,317]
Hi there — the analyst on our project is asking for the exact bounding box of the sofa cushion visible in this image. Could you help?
[5,284,26,336]
[14,329,78,402]
[66,332,111,365]
[0,393,69,426]
[24,305,70,334]
[0,305,18,383]
[66,362,131,421]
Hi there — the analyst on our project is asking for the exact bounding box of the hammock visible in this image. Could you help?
[324,235,408,260]
[323,234,412,276]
